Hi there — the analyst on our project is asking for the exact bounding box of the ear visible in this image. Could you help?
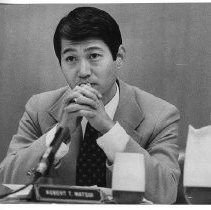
[116,45,126,69]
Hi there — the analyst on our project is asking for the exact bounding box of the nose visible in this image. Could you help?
[78,59,91,78]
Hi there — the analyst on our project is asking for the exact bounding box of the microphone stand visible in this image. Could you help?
[29,126,70,201]
[33,126,70,184]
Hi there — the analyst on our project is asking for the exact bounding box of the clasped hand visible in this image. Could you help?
[59,84,115,134]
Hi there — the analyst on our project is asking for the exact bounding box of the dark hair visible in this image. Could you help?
[53,7,122,63]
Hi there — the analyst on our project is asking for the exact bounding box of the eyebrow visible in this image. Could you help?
[84,46,104,52]
[62,48,77,55]
[62,46,104,55]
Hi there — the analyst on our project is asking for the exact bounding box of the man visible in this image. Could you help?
[0,7,180,204]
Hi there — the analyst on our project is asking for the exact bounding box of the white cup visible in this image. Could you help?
[112,153,145,204]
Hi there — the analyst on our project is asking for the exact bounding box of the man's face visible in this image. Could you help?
[60,39,119,104]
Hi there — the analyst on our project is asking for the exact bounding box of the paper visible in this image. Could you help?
[184,125,211,187]
[2,184,33,198]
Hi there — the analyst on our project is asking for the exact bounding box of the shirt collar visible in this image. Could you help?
[82,83,119,135]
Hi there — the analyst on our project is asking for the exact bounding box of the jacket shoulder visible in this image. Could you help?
[26,86,68,111]
[131,85,179,116]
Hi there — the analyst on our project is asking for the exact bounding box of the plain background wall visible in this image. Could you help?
[0,4,211,162]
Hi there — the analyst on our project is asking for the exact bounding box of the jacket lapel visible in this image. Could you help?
[48,86,70,123]
[114,80,145,145]
[106,80,145,187]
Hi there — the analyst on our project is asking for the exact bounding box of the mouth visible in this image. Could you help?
[77,82,97,88]
[79,83,91,87]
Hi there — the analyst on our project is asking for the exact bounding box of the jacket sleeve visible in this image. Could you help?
[125,104,180,204]
[0,95,48,184]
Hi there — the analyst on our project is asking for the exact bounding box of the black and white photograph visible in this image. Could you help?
[0,1,211,206]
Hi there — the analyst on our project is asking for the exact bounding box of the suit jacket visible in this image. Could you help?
[0,79,180,204]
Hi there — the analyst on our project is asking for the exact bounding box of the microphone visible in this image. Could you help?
[33,125,70,182]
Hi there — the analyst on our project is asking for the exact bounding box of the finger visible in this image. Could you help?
[74,87,98,102]
[74,95,97,109]
[64,109,96,120]
[77,110,95,118]
[63,91,82,105]
[75,85,102,100]
[64,103,93,113]
[77,83,102,98]
[82,84,102,99]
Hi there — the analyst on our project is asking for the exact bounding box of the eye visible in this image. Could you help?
[65,56,77,63]
[89,53,102,61]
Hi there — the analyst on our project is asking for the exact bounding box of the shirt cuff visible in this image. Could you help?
[97,122,130,163]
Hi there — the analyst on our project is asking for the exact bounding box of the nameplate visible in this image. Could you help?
[33,184,104,203]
